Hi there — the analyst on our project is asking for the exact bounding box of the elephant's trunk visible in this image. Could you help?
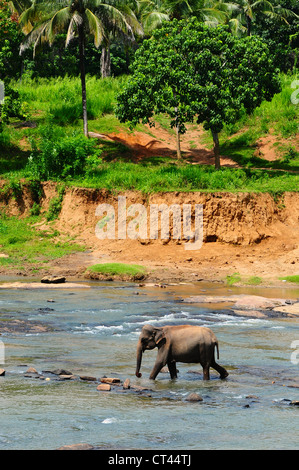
[136,340,143,378]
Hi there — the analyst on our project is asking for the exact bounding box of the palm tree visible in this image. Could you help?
[137,0,169,35]
[17,0,143,135]
[231,0,298,36]
[163,0,232,24]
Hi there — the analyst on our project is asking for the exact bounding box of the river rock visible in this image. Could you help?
[49,368,73,376]
[58,443,94,450]
[80,375,97,381]
[41,276,66,284]
[26,367,38,374]
[123,378,130,389]
[185,392,203,402]
[100,377,121,384]
[0,368,5,376]
[97,383,111,391]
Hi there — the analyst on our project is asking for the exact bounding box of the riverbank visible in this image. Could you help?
[0,183,298,289]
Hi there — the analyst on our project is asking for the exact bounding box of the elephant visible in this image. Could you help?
[135,324,228,380]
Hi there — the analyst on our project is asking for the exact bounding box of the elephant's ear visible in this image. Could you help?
[154,328,166,345]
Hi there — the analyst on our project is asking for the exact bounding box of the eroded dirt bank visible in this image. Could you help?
[1,182,298,285]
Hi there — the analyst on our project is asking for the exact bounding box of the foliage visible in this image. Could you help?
[279,275,299,284]
[0,0,23,80]
[87,262,146,278]
[116,18,281,167]
[26,124,99,179]
[0,83,29,123]
[0,213,85,267]
[71,160,299,193]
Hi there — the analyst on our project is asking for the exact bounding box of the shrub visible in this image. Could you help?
[27,124,98,179]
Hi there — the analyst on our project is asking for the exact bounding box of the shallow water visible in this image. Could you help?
[0,280,298,450]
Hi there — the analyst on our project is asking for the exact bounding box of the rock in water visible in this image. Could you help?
[41,276,66,284]
[97,384,111,391]
[185,393,203,402]
[100,377,121,384]
[123,378,130,389]
[57,443,94,450]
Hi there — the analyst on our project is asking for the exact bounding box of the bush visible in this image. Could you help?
[26,125,99,179]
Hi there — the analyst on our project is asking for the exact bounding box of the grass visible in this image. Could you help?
[71,161,299,193]
[0,214,85,269]
[225,272,242,286]
[279,275,299,284]
[219,74,299,170]
[87,262,146,279]
[13,75,127,125]
[225,273,263,286]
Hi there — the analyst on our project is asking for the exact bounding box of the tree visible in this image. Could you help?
[17,0,142,136]
[116,18,281,168]
[231,0,298,36]
[0,0,23,79]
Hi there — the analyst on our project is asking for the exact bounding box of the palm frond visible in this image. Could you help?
[47,7,71,44]
[85,8,106,47]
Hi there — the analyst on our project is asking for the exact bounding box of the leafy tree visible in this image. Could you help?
[116,18,280,168]
[0,0,23,79]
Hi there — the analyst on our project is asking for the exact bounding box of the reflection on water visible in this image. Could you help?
[0,280,298,450]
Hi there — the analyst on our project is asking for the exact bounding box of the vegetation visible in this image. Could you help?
[116,18,281,167]
[87,262,146,279]
[0,0,297,191]
[0,213,85,269]
[279,275,299,284]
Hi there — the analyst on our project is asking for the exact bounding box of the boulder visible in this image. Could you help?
[97,383,111,391]
[185,392,203,402]
[41,276,66,284]
[58,443,94,450]
[26,367,38,374]
[123,378,130,389]
[100,377,121,384]
[80,375,97,381]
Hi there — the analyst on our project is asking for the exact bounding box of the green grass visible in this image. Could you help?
[279,275,299,284]
[219,73,299,170]
[13,75,127,124]
[247,276,263,285]
[71,161,299,193]
[225,272,241,286]
[87,262,146,279]
[0,214,85,268]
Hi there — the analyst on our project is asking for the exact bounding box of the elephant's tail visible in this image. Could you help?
[215,342,219,360]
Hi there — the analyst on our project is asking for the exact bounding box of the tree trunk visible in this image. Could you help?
[212,131,220,169]
[101,44,111,78]
[78,24,88,137]
[174,107,182,159]
[246,15,252,36]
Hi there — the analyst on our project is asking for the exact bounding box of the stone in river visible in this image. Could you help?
[97,383,111,391]
[41,276,66,284]
[100,377,121,384]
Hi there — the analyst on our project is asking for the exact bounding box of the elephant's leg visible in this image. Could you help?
[149,355,167,380]
[167,359,177,379]
[211,359,229,379]
[202,365,210,380]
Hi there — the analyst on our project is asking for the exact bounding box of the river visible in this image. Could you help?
[0,280,298,450]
